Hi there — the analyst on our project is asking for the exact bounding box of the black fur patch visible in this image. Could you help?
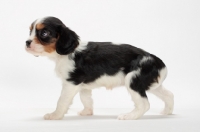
[68,42,144,82]
[130,55,166,97]
[55,25,79,55]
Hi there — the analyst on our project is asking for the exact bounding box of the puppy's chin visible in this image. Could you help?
[25,48,40,57]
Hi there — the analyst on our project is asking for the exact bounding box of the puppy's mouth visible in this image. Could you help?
[25,47,40,57]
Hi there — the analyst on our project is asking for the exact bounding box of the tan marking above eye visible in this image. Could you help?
[36,23,45,30]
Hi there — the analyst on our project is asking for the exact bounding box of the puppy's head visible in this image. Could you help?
[25,17,79,56]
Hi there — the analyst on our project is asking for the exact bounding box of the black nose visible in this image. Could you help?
[26,40,32,48]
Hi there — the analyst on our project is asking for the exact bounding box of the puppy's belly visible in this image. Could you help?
[81,72,125,90]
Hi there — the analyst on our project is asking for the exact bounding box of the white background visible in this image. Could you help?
[0,0,200,132]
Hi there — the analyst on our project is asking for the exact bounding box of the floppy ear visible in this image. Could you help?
[56,25,79,55]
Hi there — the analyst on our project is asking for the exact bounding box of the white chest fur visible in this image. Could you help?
[54,56,75,81]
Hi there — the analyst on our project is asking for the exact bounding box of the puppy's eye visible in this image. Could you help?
[41,30,50,38]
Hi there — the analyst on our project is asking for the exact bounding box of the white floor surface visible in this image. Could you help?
[0,108,199,132]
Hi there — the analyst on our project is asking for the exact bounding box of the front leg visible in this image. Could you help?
[44,83,79,120]
[78,89,93,116]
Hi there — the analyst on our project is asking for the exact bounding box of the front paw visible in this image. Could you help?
[44,112,64,120]
[117,110,145,120]
[78,108,93,116]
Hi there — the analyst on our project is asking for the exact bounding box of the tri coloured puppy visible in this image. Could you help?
[25,16,174,120]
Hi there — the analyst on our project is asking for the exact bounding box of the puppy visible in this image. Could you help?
[25,16,174,120]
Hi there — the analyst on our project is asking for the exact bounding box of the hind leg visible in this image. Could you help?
[118,71,150,120]
[118,90,150,120]
[78,89,93,116]
[149,85,174,115]
[150,86,174,115]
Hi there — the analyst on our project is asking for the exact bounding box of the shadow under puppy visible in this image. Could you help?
[25,16,174,120]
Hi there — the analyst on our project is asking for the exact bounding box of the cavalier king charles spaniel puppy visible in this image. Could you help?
[25,16,174,120]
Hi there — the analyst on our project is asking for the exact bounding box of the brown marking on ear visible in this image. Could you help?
[36,23,45,30]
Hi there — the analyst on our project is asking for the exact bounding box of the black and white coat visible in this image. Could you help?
[25,17,174,120]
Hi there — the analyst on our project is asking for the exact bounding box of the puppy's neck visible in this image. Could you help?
[46,51,60,61]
